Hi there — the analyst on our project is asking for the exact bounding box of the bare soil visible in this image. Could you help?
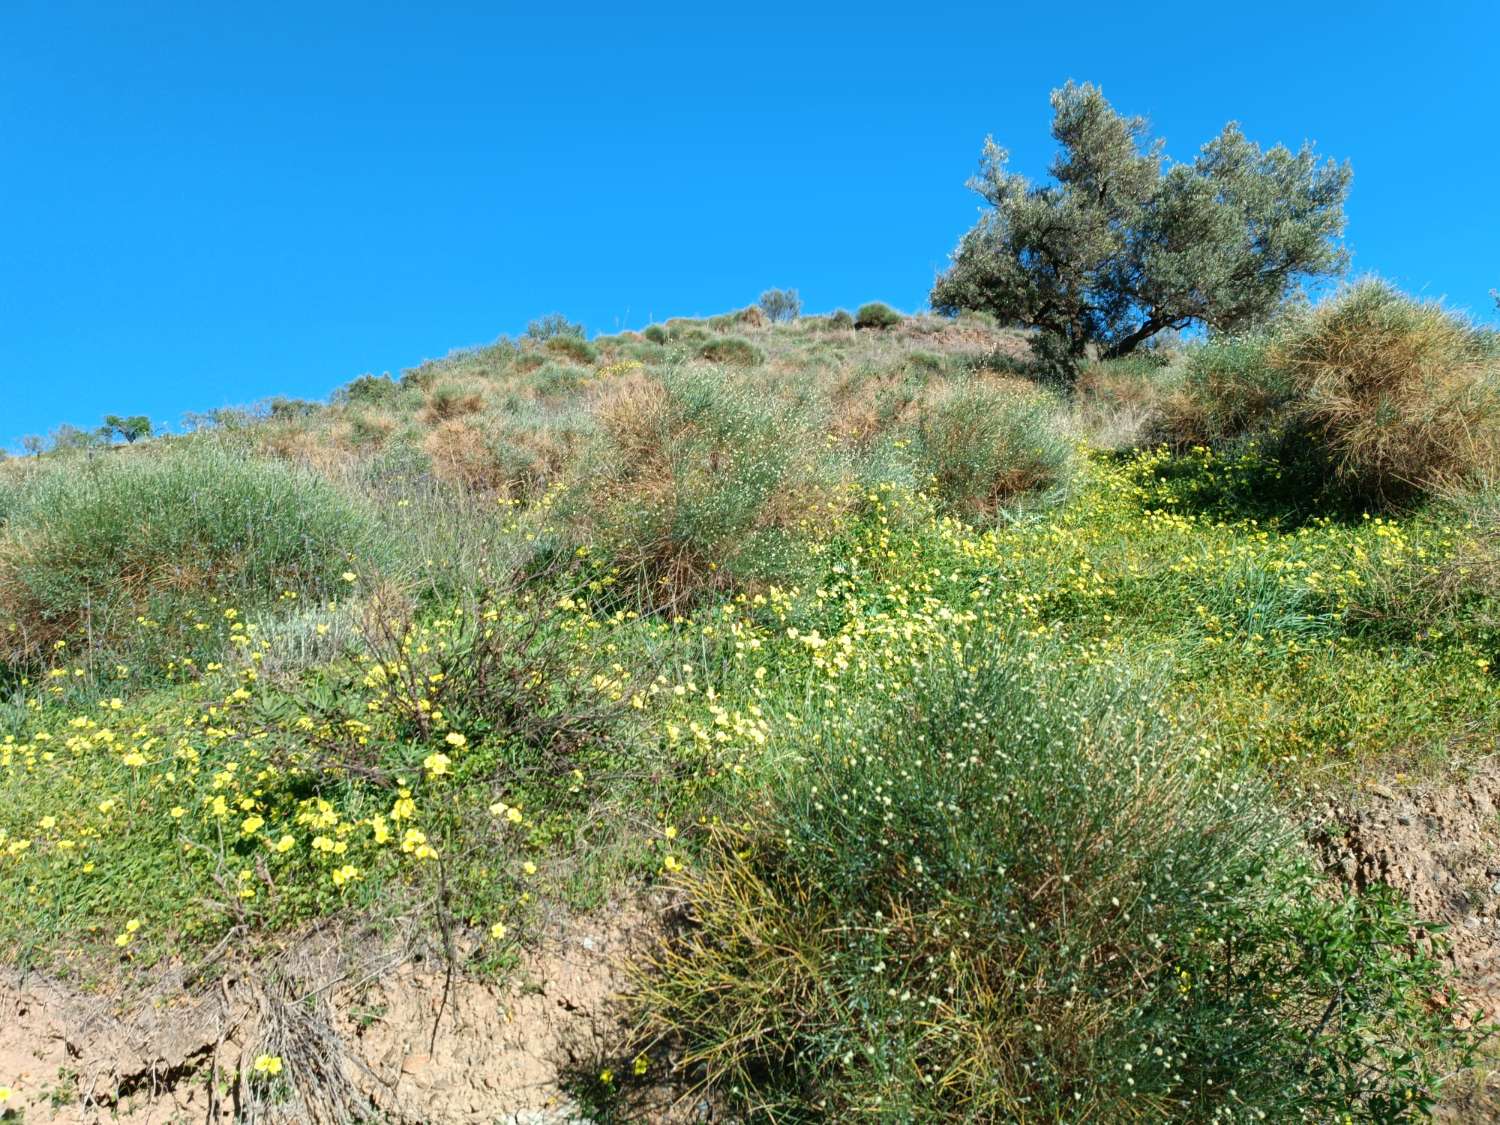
[0,893,696,1123]
[1314,758,1500,1118]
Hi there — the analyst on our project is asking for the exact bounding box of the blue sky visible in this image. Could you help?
[3,0,1497,450]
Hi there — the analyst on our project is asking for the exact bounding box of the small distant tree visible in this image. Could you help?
[50,423,105,452]
[21,435,44,458]
[931,82,1351,380]
[758,288,802,323]
[525,313,586,341]
[103,414,153,443]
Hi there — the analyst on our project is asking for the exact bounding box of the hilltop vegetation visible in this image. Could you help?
[3,85,1500,1122]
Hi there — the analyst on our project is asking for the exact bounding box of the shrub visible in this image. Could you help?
[1159,333,1290,446]
[914,383,1074,516]
[0,443,378,664]
[572,369,838,608]
[1074,356,1180,450]
[524,313,586,341]
[667,323,711,346]
[828,308,855,330]
[696,337,765,367]
[424,418,505,492]
[640,639,1472,1120]
[855,302,902,330]
[543,334,599,365]
[347,411,396,447]
[1270,280,1500,501]
[419,385,485,424]
[642,324,668,345]
[758,288,802,323]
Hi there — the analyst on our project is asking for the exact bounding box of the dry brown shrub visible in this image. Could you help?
[420,384,486,425]
[255,422,365,478]
[424,418,504,492]
[594,371,675,475]
[1271,281,1500,500]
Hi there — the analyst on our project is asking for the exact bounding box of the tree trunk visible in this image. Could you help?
[1101,316,1167,360]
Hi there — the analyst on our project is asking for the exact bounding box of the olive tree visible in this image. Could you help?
[758,288,802,323]
[103,414,153,443]
[931,82,1351,379]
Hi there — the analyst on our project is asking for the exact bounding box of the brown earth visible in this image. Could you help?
[0,893,702,1123]
[1314,758,1500,1118]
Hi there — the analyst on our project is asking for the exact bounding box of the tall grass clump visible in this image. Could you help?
[0,442,379,664]
[572,368,842,609]
[641,638,1470,1120]
[913,382,1075,517]
[1269,280,1500,502]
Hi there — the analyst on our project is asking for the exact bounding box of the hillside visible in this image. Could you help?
[2,299,1499,1121]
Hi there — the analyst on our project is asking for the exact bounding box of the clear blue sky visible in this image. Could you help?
[3,0,1497,450]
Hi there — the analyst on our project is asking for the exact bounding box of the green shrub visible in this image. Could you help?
[529,361,591,397]
[828,309,855,330]
[525,313,586,341]
[1271,280,1500,501]
[696,337,765,367]
[641,639,1472,1120]
[543,334,599,365]
[914,383,1074,516]
[1162,334,1290,444]
[642,324,668,345]
[855,302,902,330]
[617,338,667,364]
[906,351,946,376]
[0,443,379,665]
[572,369,837,608]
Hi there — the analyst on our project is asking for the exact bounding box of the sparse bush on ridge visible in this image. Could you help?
[641,638,1471,1120]
[543,334,598,365]
[855,301,902,329]
[570,368,841,608]
[1115,283,1500,505]
[420,385,486,424]
[1159,333,1291,446]
[525,312,586,341]
[758,287,802,323]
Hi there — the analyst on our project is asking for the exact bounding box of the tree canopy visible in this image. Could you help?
[103,414,153,443]
[931,82,1351,378]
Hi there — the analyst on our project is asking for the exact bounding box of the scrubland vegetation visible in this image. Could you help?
[3,84,1499,1122]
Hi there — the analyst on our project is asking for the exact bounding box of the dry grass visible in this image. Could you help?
[420,385,487,425]
[423,418,504,492]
